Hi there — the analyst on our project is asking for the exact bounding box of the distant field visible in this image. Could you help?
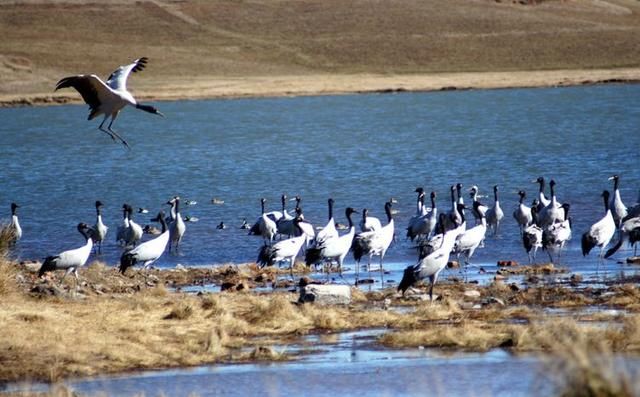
[1,0,639,100]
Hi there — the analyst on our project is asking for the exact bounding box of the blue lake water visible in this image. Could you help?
[1,84,639,281]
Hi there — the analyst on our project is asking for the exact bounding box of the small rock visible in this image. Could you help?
[479,267,487,274]
[299,284,351,305]
[509,283,520,292]
[356,278,375,285]
[460,301,476,310]
[463,290,481,298]
[175,264,187,271]
[497,260,519,267]
[487,297,505,306]
[494,274,506,282]
[626,257,640,264]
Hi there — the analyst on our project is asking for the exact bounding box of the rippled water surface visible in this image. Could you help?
[1,84,639,276]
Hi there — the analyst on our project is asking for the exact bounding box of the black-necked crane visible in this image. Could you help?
[468,185,488,225]
[38,223,93,286]
[608,175,628,227]
[406,188,427,241]
[444,185,464,232]
[605,214,640,259]
[538,180,565,227]
[542,203,572,264]
[9,203,22,243]
[120,211,170,274]
[55,57,164,149]
[125,204,143,247]
[453,201,487,277]
[522,206,542,263]
[513,190,532,235]
[116,204,130,245]
[456,183,464,206]
[533,177,550,213]
[581,191,616,266]
[167,196,186,252]
[398,224,465,300]
[90,200,108,254]
[258,216,308,278]
[305,207,358,277]
[485,185,504,236]
[352,201,395,283]
[276,194,297,238]
[315,198,339,245]
[249,198,278,244]
[359,208,382,232]
[407,191,438,242]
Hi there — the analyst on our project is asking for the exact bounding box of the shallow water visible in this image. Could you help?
[9,327,640,397]
[7,330,550,397]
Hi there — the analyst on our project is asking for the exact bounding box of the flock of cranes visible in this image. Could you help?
[399,175,639,299]
[4,175,639,293]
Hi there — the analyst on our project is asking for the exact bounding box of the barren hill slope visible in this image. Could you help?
[1,0,639,101]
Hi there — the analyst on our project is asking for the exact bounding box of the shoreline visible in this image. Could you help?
[2,68,639,107]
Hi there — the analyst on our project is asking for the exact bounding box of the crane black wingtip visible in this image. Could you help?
[132,57,149,73]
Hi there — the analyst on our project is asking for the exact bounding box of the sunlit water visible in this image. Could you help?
[1,84,640,395]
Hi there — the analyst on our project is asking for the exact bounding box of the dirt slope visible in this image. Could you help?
[1,0,639,102]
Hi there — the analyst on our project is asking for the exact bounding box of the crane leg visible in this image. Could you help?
[107,124,130,149]
[99,117,118,141]
[102,111,130,149]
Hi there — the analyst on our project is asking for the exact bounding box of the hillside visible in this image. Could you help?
[1,0,640,103]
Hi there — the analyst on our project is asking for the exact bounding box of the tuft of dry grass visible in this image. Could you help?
[540,320,640,397]
[0,257,18,296]
[379,321,518,351]
[0,223,17,255]
[164,301,194,320]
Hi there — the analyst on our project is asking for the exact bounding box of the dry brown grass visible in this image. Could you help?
[541,319,640,397]
[0,223,17,255]
[0,257,18,296]
[5,260,640,384]
[1,0,640,103]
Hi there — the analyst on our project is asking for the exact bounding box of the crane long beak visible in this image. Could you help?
[607,176,615,180]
